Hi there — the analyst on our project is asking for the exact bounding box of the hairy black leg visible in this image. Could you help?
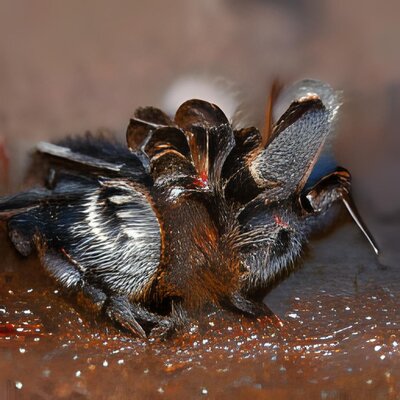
[25,239,187,338]
[104,296,149,338]
[229,292,275,318]
[104,296,184,338]
[228,293,285,328]
[149,301,189,339]
[80,284,108,310]
[105,297,189,339]
[78,285,160,337]
[39,248,82,289]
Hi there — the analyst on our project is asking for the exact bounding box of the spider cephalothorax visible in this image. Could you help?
[0,80,378,337]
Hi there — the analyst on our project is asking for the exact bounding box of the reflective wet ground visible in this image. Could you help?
[1,220,399,399]
[1,1,400,398]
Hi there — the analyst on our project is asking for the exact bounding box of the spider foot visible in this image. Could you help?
[149,302,189,340]
[105,296,147,338]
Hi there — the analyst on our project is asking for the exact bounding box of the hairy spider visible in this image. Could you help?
[0,80,378,337]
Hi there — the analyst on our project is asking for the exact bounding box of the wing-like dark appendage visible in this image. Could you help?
[142,127,196,182]
[220,80,342,205]
[0,188,49,219]
[0,177,96,220]
[300,167,379,254]
[0,179,93,257]
[222,127,263,204]
[174,99,229,130]
[174,99,235,188]
[272,79,340,125]
[267,79,341,196]
[126,118,162,152]
[301,168,351,214]
[126,106,174,152]
[249,98,331,201]
[38,133,150,183]
[208,125,235,185]
[182,123,235,188]
[135,106,174,126]
[128,99,235,191]
[37,142,123,172]
[143,127,191,160]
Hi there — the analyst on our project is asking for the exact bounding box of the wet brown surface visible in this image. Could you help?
[1,1,400,398]
[1,221,399,399]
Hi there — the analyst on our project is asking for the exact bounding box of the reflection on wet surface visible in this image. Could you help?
[0,222,399,399]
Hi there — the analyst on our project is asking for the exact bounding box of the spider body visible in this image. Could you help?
[0,80,377,337]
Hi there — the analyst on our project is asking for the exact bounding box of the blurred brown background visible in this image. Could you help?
[0,0,399,250]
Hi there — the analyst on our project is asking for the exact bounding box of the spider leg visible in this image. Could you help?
[104,296,187,339]
[229,293,285,328]
[229,292,275,318]
[37,246,151,338]
[76,283,167,338]
[39,248,82,289]
[149,301,189,339]
[80,284,107,309]
[106,298,189,339]
[104,296,149,338]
